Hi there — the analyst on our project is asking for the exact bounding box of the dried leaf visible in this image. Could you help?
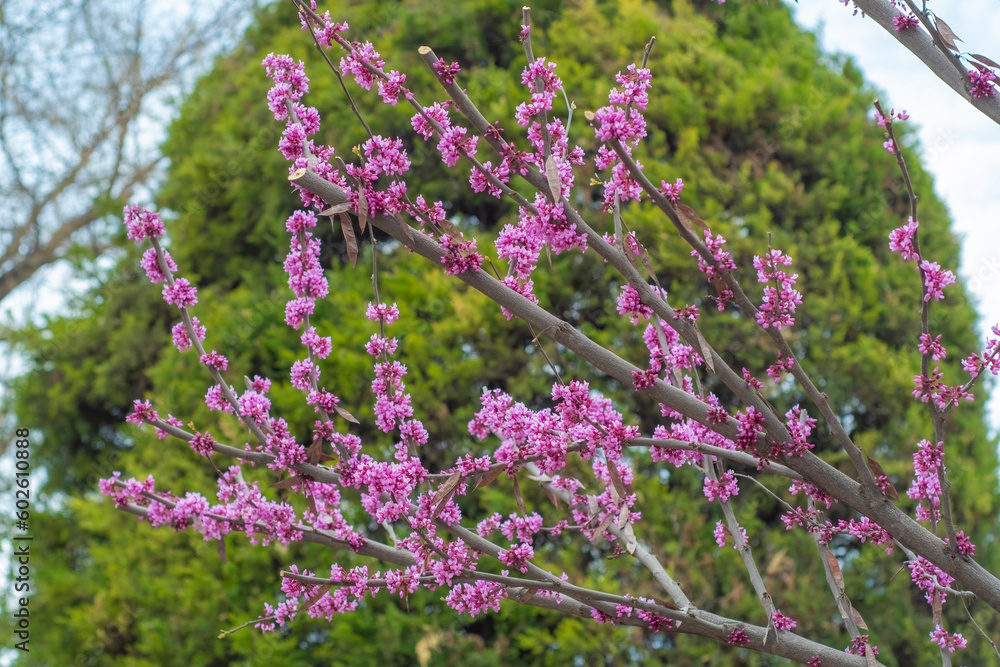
[617,503,630,529]
[695,327,716,373]
[217,538,227,564]
[474,465,505,491]
[307,437,323,465]
[677,203,708,234]
[438,217,462,238]
[545,154,562,201]
[622,523,637,554]
[320,202,353,216]
[607,458,629,500]
[332,403,360,424]
[357,188,369,231]
[271,475,308,490]
[431,471,463,509]
[338,213,359,266]
[827,551,845,592]
[543,485,563,509]
[852,606,869,631]
[864,643,877,667]
[970,53,1000,69]
[305,584,333,610]
[595,511,615,538]
[866,455,899,499]
[935,16,962,51]
[517,588,537,604]
[653,597,680,612]
[394,211,415,244]
[512,475,527,516]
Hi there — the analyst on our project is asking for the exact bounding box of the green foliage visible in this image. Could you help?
[4,0,999,664]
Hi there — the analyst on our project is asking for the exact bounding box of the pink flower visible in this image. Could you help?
[162,278,198,308]
[301,327,333,359]
[126,399,158,426]
[377,70,406,105]
[439,234,484,275]
[140,248,175,283]
[284,297,315,329]
[171,318,206,352]
[190,432,217,457]
[726,628,750,647]
[366,302,400,325]
[616,284,653,325]
[199,350,228,370]
[753,249,801,329]
[930,625,967,653]
[123,204,165,244]
[919,260,956,301]
[339,42,385,91]
[659,178,684,204]
[432,59,462,85]
[713,521,728,548]
[888,217,919,261]
[704,470,739,502]
[969,68,997,99]
[845,635,878,656]
[893,13,919,31]
[918,333,946,360]
[771,610,797,631]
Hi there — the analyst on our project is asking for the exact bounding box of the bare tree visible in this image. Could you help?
[0,0,253,304]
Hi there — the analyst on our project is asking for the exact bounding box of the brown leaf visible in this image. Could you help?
[652,597,680,612]
[512,475,527,516]
[864,643,877,667]
[827,551,845,592]
[394,211,415,244]
[474,465,506,491]
[517,588,537,604]
[332,403,360,424]
[606,458,629,500]
[594,511,615,538]
[305,583,333,610]
[970,53,1000,69]
[677,203,708,234]
[337,213,359,267]
[217,538,227,564]
[695,327,716,373]
[622,523,637,554]
[307,437,323,465]
[271,475,308,490]
[852,606,869,631]
[867,455,899,499]
[617,503,630,529]
[357,188,369,231]
[543,485,563,509]
[320,202,352,216]
[431,471,463,509]
[935,16,962,51]
[545,154,562,201]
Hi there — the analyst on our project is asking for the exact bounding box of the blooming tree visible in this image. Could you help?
[101,0,1000,664]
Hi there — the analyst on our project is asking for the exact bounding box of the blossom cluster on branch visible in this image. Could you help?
[102,1,1000,664]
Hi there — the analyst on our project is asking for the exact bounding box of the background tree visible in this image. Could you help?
[0,0,253,304]
[3,0,998,664]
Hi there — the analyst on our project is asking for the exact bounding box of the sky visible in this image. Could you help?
[788,0,1000,430]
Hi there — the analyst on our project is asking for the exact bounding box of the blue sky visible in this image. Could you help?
[789,0,1000,430]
